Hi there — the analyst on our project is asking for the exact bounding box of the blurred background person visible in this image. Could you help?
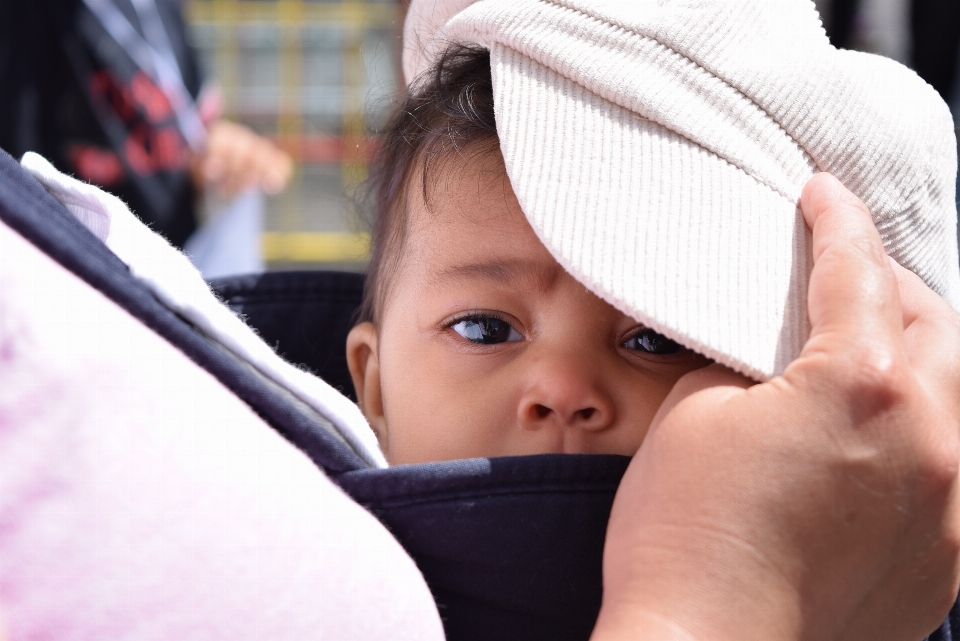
[0,0,292,275]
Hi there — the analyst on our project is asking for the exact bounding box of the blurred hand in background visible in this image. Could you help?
[192,120,293,199]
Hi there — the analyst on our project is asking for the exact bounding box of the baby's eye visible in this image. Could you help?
[623,329,682,355]
[451,316,522,345]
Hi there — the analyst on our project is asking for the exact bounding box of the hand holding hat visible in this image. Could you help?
[595,174,960,641]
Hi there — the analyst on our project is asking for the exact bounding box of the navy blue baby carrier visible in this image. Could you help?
[1,147,957,641]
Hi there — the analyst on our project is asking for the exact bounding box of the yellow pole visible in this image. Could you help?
[212,0,240,120]
[341,0,367,195]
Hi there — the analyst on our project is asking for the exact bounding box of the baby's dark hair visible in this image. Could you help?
[357,45,497,324]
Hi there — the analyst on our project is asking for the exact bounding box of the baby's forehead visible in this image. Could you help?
[394,151,563,288]
[404,148,516,235]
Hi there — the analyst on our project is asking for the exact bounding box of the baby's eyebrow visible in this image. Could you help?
[432,259,561,291]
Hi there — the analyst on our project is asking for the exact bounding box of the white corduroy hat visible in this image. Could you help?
[403,0,960,381]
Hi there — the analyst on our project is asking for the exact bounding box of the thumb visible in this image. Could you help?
[649,363,754,430]
[798,173,903,357]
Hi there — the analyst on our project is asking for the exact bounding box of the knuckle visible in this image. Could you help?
[918,437,960,496]
[849,235,889,271]
[911,408,960,501]
[942,519,960,562]
[844,346,909,416]
[922,423,960,482]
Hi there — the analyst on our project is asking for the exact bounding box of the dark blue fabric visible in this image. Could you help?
[339,454,629,641]
[0,148,367,474]
[210,271,364,402]
[928,600,960,641]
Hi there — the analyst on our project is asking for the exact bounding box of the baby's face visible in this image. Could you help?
[347,151,709,465]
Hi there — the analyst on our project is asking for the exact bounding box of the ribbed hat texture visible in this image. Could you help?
[403,0,960,381]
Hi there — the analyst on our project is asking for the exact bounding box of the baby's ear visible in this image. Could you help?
[346,322,387,450]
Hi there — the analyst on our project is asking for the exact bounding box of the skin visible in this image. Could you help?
[346,150,709,465]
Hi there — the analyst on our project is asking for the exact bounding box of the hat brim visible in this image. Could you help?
[491,45,812,381]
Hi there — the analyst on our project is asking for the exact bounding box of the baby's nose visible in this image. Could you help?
[517,362,615,434]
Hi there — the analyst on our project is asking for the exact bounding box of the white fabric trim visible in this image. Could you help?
[21,152,387,468]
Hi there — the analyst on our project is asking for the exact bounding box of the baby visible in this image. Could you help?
[347,1,960,466]
[346,47,709,465]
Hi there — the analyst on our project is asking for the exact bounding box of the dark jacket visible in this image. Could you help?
[0,0,202,246]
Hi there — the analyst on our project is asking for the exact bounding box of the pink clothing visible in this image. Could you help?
[0,220,444,639]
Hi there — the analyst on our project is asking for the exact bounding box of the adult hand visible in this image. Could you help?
[593,173,960,641]
[191,120,293,198]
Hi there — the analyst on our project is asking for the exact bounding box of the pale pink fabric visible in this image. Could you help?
[0,221,445,640]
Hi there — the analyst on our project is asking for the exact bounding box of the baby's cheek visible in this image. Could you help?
[383,390,518,464]
[379,352,518,464]
[384,415,486,465]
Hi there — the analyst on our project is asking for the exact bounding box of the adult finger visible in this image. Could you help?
[889,259,960,409]
[798,173,903,360]
[890,257,959,337]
